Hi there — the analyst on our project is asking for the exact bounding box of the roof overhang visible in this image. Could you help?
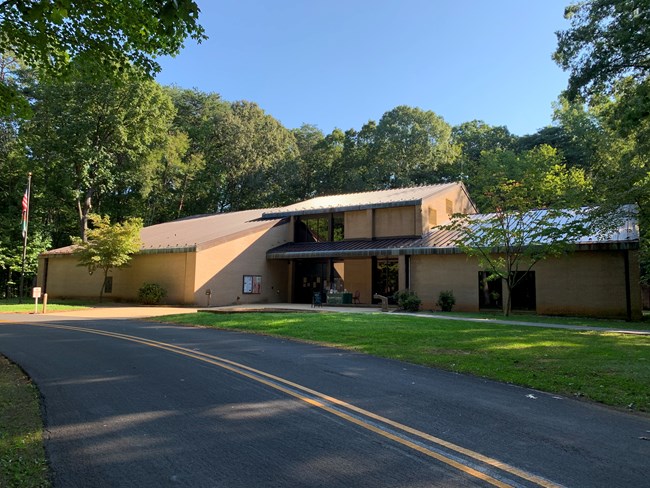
[267,238,639,260]
[262,200,422,219]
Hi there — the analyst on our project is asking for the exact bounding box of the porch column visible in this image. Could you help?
[398,255,408,290]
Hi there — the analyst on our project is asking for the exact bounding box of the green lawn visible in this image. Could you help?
[420,310,650,330]
[156,311,650,413]
[0,356,50,488]
[0,298,94,313]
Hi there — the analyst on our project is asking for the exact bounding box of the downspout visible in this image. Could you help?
[624,250,632,322]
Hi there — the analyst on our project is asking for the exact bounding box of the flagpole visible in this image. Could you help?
[19,172,32,304]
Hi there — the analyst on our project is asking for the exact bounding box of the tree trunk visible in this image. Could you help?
[77,188,94,242]
[503,280,512,317]
[99,270,107,303]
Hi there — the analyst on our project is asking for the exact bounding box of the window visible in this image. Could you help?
[296,216,328,242]
[332,213,344,241]
[373,258,399,302]
[243,275,262,294]
[478,271,536,311]
[445,198,453,215]
[104,276,113,294]
[295,213,345,242]
[478,272,501,309]
[428,208,437,227]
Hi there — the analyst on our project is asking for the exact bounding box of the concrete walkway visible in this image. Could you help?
[14,302,649,335]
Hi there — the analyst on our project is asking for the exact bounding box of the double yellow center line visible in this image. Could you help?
[20,322,562,488]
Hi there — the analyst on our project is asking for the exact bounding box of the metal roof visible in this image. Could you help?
[42,209,285,256]
[268,206,639,258]
[262,183,463,218]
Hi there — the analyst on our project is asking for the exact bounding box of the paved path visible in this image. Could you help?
[1,314,649,487]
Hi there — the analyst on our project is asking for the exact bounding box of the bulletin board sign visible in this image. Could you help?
[243,275,262,294]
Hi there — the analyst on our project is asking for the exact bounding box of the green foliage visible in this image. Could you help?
[444,146,598,317]
[451,120,517,182]
[0,356,50,488]
[22,65,176,240]
[470,144,592,212]
[436,290,456,312]
[554,0,650,101]
[446,207,594,316]
[137,283,167,305]
[198,100,299,211]
[393,290,422,312]
[373,105,460,188]
[0,0,206,115]
[72,214,142,301]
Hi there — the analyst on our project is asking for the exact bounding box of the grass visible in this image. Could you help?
[0,298,94,313]
[421,310,650,330]
[156,311,650,413]
[0,356,50,488]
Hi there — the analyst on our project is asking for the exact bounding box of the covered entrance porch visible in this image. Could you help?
[266,238,418,305]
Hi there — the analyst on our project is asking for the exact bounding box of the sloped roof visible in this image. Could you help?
[402,206,639,254]
[139,209,284,252]
[262,182,464,218]
[42,209,285,256]
[267,206,639,258]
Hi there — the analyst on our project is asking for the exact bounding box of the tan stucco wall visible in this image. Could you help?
[535,250,641,319]
[410,254,480,311]
[345,209,373,239]
[39,251,196,304]
[374,206,418,238]
[421,184,476,233]
[409,250,642,318]
[39,221,290,306]
[193,223,289,306]
[343,258,373,304]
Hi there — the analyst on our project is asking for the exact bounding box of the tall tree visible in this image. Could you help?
[373,106,459,188]
[200,101,298,211]
[0,0,206,115]
[452,120,517,183]
[282,124,326,202]
[22,65,175,240]
[142,130,205,225]
[515,98,608,171]
[471,145,592,212]
[554,1,650,283]
[554,0,650,101]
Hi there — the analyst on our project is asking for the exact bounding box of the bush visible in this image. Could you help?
[393,290,421,312]
[138,283,167,305]
[436,290,456,312]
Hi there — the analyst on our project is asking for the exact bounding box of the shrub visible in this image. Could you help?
[393,290,421,312]
[436,290,456,312]
[138,283,167,305]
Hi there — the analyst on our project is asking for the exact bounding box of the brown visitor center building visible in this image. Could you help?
[38,183,642,320]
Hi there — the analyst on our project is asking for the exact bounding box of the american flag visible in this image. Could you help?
[21,186,29,239]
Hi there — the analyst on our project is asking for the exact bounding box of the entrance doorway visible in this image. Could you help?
[293,259,345,304]
[478,271,536,311]
[373,257,398,304]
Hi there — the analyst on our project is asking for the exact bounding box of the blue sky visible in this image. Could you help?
[156,0,572,136]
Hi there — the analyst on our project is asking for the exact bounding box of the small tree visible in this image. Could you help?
[444,146,600,316]
[72,214,142,302]
[446,206,593,316]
